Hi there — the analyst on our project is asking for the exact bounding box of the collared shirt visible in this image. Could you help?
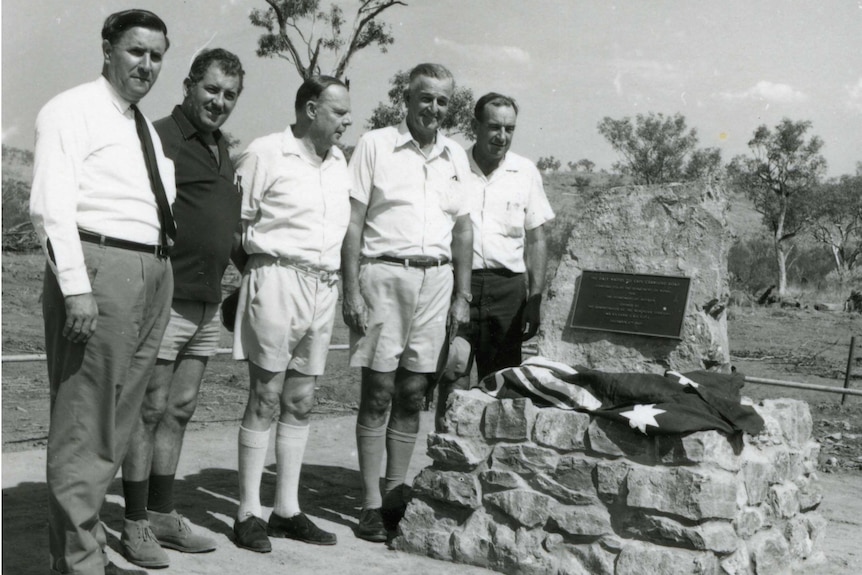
[30,76,176,296]
[466,148,555,273]
[236,127,351,271]
[350,122,471,260]
[155,105,240,303]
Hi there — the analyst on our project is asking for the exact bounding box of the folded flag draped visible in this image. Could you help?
[477,357,763,437]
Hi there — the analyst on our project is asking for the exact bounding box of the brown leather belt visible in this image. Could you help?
[376,255,451,268]
[79,230,170,258]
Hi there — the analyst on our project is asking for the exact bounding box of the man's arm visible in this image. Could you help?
[521,224,548,340]
[448,214,473,339]
[229,225,248,275]
[341,198,369,335]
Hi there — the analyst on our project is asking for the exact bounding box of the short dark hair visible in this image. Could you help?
[408,63,455,89]
[295,75,347,112]
[474,92,519,122]
[187,48,245,93]
[101,9,169,49]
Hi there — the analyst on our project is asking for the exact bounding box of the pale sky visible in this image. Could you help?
[3,0,861,176]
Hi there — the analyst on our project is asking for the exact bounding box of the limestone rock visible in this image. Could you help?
[767,481,800,519]
[490,443,559,475]
[555,542,617,575]
[484,398,537,441]
[755,399,812,448]
[549,503,614,538]
[748,529,791,575]
[533,408,590,451]
[657,431,742,471]
[451,508,494,568]
[595,459,632,503]
[733,506,768,539]
[587,418,656,462]
[626,466,739,521]
[621,512,738,553]
[616,540,721,574]
[539,181,732,373]
[478,468,528,493]
[441,389,494,437]
[532,473,598,506]
[794,472,823,512]
[412,468,481,509]
[740,452,770,506]
[426,432,491,469]
[392,497,457,560]
[720,542,753,575]
[483,489,555,528]
[551,453,597,495]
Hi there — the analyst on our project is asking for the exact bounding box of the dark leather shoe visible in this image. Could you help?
[267,512,336,545]
[233,514,271,553]
[380,503,407,533]
[356,508,387,543]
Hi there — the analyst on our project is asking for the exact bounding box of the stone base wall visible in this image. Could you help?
[393,390,825,575]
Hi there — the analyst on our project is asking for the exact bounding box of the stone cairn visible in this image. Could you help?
[393,390,825,574]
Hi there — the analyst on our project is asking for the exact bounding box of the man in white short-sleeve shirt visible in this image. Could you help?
[436,92,554,429]
[341,63,473,542]
[230,76,352,553]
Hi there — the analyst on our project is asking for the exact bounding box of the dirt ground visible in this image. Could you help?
[3,251,862,573]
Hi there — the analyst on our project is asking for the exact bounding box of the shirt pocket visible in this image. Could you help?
[503,195,526,238]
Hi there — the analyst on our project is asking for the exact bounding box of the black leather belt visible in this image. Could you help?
[79,230,170,258]
[376,255,451,268]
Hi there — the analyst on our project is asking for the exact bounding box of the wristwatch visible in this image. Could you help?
[455,290,473,303]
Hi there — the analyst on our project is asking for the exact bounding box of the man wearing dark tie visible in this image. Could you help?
[30,9,174,575]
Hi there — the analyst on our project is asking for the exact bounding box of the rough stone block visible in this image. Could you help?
[532,473,598,506]
[748,529,791,575]
[657,431,742,471]
[802,441,821,474]
[426,432,491,469]
[595,459,632,503]
[794,472,823,512]
[546,540,616,575]
[745,410,784,448]
[491,443,559,475]
[533,409,590,451]
[767,481,800,519]
[483,489,556,528]
[740,452,770,505]
[803,511,827,552]
[587,418,656,462]
[720,542,753,575]
[733,506,768,540]
[621,512,737,553]
[626,466,739,521]
[478,468,527,493]
[392,497,456,560]
[755,399,812,447]
[451,508,494,568]
[551,453,597,494]
[484,398,537,441]
[549,503,614,538]
[784,516,814,561]
[767,447,804,484]
[411,468,481,509]
[616,540,720,575]
[441,389,494,438]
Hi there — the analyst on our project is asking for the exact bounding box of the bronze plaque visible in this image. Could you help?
[570,270,690,339]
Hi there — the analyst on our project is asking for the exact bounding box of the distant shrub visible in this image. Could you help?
[728,236,776,292]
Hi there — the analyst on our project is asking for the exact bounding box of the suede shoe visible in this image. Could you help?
[267,512,337,545]
[356,508,387,543]
[148,509,216,553]
[233,514,271,553]
[120,518,169,569]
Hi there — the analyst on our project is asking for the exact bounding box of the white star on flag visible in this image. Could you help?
[620,404,666,434]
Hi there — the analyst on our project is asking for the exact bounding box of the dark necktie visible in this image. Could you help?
[131,104,176,242]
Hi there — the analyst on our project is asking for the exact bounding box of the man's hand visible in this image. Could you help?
[521,294,542,341]
[63,293,98,343]
[447,296,470,340]
[342,290,369,335]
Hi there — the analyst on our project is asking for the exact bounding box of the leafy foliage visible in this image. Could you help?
[807,172,862,273]
[536,156,561,172]
[365,70,476,139]
[568,158,595,173]
[727,118,827,295]
[597,112,721,184]
[249,0,405,80]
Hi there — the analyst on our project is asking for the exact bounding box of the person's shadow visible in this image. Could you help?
[2,464,364,574]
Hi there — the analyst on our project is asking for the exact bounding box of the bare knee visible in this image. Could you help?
[393,370,429,416]
[167,393,199,428]
[248,388,280,421]
[359,369,395,422]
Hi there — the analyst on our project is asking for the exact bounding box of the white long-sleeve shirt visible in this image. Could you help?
[30,76,176,296]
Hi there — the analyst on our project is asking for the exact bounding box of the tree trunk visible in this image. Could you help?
[775,234,788,297]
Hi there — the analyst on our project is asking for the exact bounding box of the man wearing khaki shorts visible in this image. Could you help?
[231,76,353,552]
[341,63,473,542]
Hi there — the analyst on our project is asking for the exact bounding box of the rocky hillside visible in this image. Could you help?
[2,145,36,251]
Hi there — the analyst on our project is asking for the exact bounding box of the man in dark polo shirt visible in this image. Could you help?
[119,48,245,568]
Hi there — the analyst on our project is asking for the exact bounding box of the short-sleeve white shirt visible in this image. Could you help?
[350,122,471,260]
[30,76,176,296]
[466,148,555,272]
[236,128,351,271]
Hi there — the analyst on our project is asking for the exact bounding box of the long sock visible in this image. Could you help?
[147,473,175,514]
[356,422,387,510]
[123,479,149,521]
[383,427,417,505]
[273,421,309,518]
[237,425,270,520]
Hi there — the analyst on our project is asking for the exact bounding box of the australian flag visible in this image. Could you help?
[478,357,763,436]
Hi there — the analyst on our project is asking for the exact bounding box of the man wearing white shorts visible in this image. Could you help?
[341,63,473,542]
[231,76,352,552]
